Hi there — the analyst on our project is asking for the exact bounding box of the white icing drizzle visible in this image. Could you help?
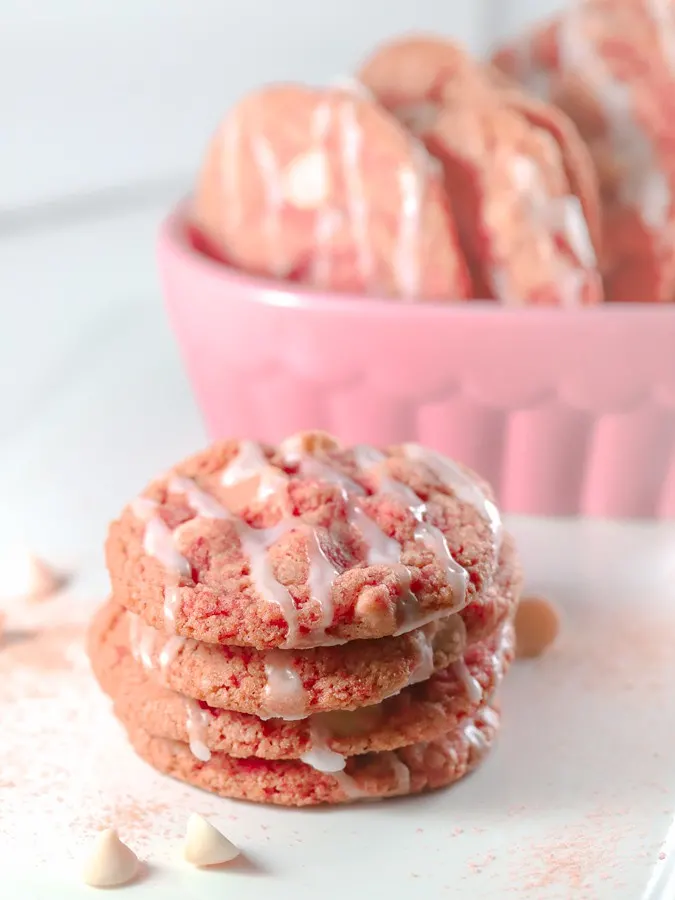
[389,755,412,795]
[132,439,479,661]
[240,521,299,646]
[332,769,371,800]
[306,527,340,637]
[260,650,308,720]
[185,699,212,762]
[394,142,426,299]
[339,100,373,286]
[407,628,435,686]
[311,100,335,286]
[554,194,596,270]
[168,476,229,520]
[127,613,188,681]
[221,442,400,642]
[646,0,675,74]
[489,621,514,696]
[221,441,270,489]
[162,585,182,633]
[509,152,593,306]
[127,613,155,671]
[556,5,671,234]
[132,499,191,578]
[353,444,470,627]
[158,634,186,674]
[377,474,468,613]
[446,743,460,768]
[295,454,401,565]
[464,720,489,753]
[352,443,387,469]
[477,705,500,730]
[167,475,300,647]
[402,443,503,551]
[251,133,287,277]
[349,504,402,565]
[131,497,191,634]
[451,658,483,704]
[296,446,467,631]
[300,720,346,773]
[130,496,158,519]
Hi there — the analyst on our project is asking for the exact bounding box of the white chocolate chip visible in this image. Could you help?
[183,814,240,867]
[282,151,329,208]
[82,829,139,888]
[279,430,342,459]
[0,546,66,603]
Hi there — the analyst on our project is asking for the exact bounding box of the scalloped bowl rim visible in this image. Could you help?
[160,204,675,320]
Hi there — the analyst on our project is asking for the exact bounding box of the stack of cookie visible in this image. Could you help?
[89,432,522,806]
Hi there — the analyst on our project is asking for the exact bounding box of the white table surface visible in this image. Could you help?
[1,207,674,899]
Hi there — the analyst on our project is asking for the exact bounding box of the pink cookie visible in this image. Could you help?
[493,0,675,303]
[90,544,517,718]
[88,598,465,717]
[106,434,513,649]
[359,34,603,306]
[122,704,500,806]
[192,83,471,300]
[359,35,602,258]
[90,602,513,759]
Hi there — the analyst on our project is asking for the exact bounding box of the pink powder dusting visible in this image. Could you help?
[500,806,660,897]
[555,605,675,695]
[0,623,85,689]
[468,852,496,874]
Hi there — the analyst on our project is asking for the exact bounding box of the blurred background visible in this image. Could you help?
[0,0,561,559]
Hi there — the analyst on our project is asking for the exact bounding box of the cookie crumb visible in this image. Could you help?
[515,595,560,659]
[183,813,240,867]
[82,828,139,888]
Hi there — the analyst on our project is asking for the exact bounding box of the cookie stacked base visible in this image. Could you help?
[89,433,522,806]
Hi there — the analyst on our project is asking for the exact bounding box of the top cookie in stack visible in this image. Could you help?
[91,432,522,805]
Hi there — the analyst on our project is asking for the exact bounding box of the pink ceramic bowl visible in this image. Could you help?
[158,207,675,519]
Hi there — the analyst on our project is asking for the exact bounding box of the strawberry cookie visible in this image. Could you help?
[122,704,500,806]
[192,83,470,300]
[88,597,469,717]
[92,534,517,718]
[91,611,513,761]
[358,34,603,306]
[105,433,513,649]
[493,0,675,302]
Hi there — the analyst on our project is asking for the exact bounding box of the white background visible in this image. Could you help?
[0,0,562,521]
[0,0,560,212]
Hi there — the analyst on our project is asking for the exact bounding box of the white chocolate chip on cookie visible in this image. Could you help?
[280,430,342,459]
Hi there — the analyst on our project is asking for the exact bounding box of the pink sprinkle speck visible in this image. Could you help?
[659,851,667,861]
